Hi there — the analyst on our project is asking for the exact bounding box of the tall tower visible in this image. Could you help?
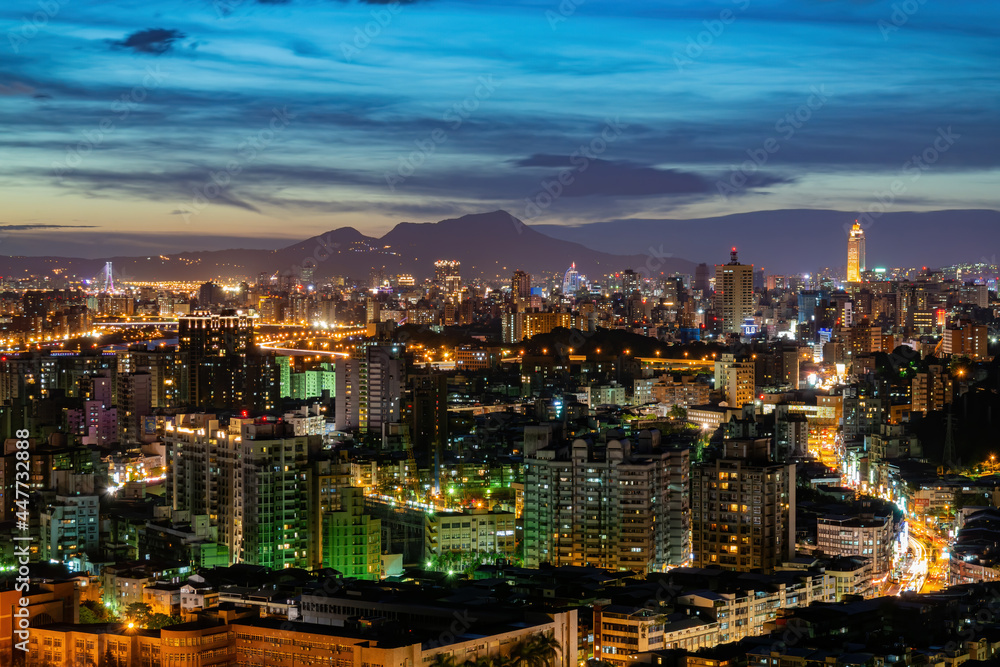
[715,248,754,335]
[847,220,866,283]
[178,310,254,408]
[511,269,531,303]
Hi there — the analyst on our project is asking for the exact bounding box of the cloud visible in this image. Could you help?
[0,224,98,230]
[111,29,186,55]
[0,82,35,96]
[513,155,791,197]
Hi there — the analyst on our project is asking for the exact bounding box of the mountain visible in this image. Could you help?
[0,211,697,283]
[533,209,1000,274]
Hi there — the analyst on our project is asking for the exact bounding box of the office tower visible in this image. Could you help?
[847,221,866,283]
[178,310,254,409]
[797,290,827,324]
[714,248,754,335]
[691,446,796,572]
[561,262,584,294]
[524,434,690,572]
[335,343,403,434]
[511,269,532,303]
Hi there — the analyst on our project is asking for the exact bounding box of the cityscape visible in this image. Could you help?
[2,1,1000,667]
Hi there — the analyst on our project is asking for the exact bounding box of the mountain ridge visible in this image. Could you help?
[0,211,697,283]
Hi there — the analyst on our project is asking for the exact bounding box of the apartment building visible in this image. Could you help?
[524,431,690,572]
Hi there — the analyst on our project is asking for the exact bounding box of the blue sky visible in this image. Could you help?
[1,0,998,257]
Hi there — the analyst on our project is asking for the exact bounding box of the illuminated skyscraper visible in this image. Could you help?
[433,260,461,293]
[847,220,866,282]
[714,248,754,335]
[511,269,531,302]
[561,262,584,295]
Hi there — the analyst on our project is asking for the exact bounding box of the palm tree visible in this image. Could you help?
[509,632,562,667]
[490,654,514,667]
[507,638,535,667]
[465,655,496,667]
[430,653,459,667]
[528,631,561,667]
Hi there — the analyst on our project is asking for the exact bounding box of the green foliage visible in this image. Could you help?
[426,549,521,576]
[146,613,183,630]
[430,631,562,667]
[80,599,115,624]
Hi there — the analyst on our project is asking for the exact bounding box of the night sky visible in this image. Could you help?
[1,0,998,259]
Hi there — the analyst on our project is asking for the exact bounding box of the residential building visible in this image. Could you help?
[524,433,690,572]
[691,450,796,572]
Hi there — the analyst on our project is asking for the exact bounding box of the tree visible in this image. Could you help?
[80,600,114,624]
[146,613,183,630]
[123,602,152,627]
[429,654,458,667]
[508,632,561,667]
[668,404,688,421]
[526,631,561,667]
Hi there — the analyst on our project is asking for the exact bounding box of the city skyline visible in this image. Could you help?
[1,0,998,261]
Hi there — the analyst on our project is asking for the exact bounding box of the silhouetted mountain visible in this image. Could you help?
[533,209,1000,273]
[0,211,697,283]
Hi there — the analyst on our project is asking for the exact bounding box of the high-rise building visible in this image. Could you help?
[714,353,755,409]
[198,281,225,308]
[942,321,989,360]
[561,263,584,295]
[847,221,866,283]
[335,343,403,434]
[911,364,953,414]
[622,269,640,295]
[434,260,461,292]
[166,415,320,569]
[694,263,710,296]
[524,433,690,572]
[511,269,531,303]
[39,495,100,564]
[117,371,152,445]
[178,310,253,408]
[406,373,448,486]
[714,248,754,335]
[691,447,795,572]
[317,487,381,579]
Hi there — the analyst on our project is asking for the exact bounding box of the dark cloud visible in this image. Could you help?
[513,155,790,197]
[111,29,185,55]
[0,224,98,230]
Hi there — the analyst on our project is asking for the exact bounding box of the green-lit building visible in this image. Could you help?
[320,487,381,579]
